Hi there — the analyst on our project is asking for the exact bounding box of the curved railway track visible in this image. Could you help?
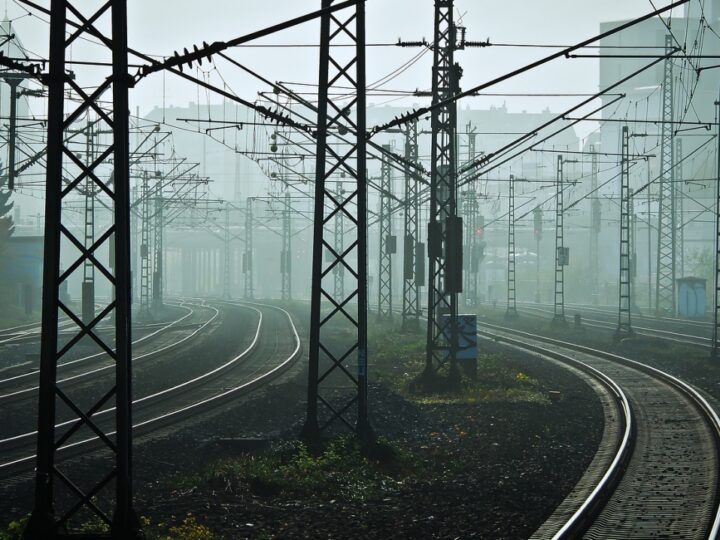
[499,301,710,349]
[477,320,720,538]
[0,301,301,477]
[0,301,209,400]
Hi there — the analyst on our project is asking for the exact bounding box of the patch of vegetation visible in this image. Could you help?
[369,323,549,405]
[178,437,420,502]
[142,513,215,540]
[0,516,27,540]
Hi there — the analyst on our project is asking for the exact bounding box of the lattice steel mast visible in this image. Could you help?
[589,145,600,304]
[223,204,232,299]
[244,197,254,300]
[616,126,633,338]
[712,91,720,360]
[25,0,138,536]
[377,145,394,319]
[334,181,345,299]
[139,171,151,317]
[506,174,518,319]
[82,119,96,324]
[152,180,164,313]
[402,120,421,332]
[281,189,292,300]
[656,34,676,315]
[425,0,462,381]
[552,156,568,327]
[303,0,370,441]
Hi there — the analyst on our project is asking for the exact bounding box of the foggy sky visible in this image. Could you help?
[6,0,695,144]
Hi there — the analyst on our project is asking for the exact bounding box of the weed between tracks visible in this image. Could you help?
[368,323,550,405]
[176,436,419,502]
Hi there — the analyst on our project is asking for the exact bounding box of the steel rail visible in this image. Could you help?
[0,302,301,476]
[478,320,720,539]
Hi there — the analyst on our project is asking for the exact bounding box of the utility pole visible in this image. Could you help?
[656,34,676,316]
[552,156,568,327]
[303,0,370,443]
[463,121,478,305]
[6,76,20,190]
[152,178,164,313]
[281,188,292,300]
[425,0,462,383]
[402,120,421,332]
[244,197,254,300]
[712,90,720,360]
[333,181,345,299]
[534,207,543,303]
[25,1,138,537]
[223,204,232,299]
[506,174,518,320]
[616,126,633,339]
[82,119,95,324]
[676,137,684,278]
[589,145,600,304]
[139,170,151,318]
[377,144,394,320]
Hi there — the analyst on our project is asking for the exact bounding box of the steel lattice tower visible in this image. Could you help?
[244,197,254,300]
[552,156,568,327]
[82,119,96,324]
[377,145,394,319]
[402,121,421,332]
[656,34,676,315]
[505,175,518,320]
[712,92,720,360]
[152,180,163,313]
[589,145,600,305]
[303,0,370,441]
[333,181,345,299]
[462,122,479,307]
[223,205,232,299]
[281,189,292,300]
[25,0,138,536]
[676,137,684,278]
[616,126,633,338]
[139,171,151,317]
[425,0,462,381]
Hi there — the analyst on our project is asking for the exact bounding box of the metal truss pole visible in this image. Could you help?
[656,34,676,316]
[402,121,421,332]
[139,171,151,317]
[377,144,393,320]
[552,156,568,327]
[223,204,232,299]
[303,0,370,442]
[281,189,292,300]
[712,90,720,360]
[462,122,478,304]
[82,119,96,324]
[244,197,254,300]
[25,0,138,536]
[6,76,20,190]
[676,137,684,278]
[333,181,345,299]
[616,126,633,339]
[152,182,163,313]
[468,192,481,306]
[425,0,462,382]
[505,174,518,320]
[590,145,600,305]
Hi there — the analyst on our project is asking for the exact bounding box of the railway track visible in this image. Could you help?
[0,301,208,401]
[476,320,720,538]
[496,301,711,349]
[0,301,301,477]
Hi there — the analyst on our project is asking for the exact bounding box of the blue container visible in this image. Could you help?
[677,277,706,319]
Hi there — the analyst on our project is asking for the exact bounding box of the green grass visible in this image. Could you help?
[178,437,419,502]
[369,322,549,405]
